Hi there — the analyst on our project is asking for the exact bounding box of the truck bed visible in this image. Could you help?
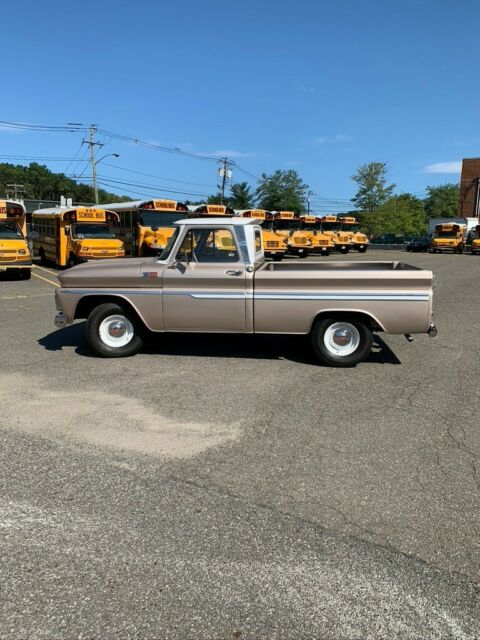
[260,261,422,272]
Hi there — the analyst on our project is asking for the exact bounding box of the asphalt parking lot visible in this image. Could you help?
[1,250,479,639]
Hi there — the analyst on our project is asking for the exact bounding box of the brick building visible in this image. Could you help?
[459,158,480,219]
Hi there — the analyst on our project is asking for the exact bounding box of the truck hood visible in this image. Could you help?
[58,257,159,288]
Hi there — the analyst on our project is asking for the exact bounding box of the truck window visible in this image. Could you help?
[255,229,262,253]
[176,228,239,263]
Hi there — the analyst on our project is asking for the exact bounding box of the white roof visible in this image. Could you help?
[94,201,145,211]
[33,206,72,215]
[174,217,258,226]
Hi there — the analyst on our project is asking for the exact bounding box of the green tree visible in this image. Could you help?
[0,162,129,203]
[256,170,308,212]
[351,162,396,213]
[360,193,426,236]
[229,181,254,209]
[423,183,459,219]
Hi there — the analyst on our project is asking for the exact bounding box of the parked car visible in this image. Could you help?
[405,236,432,252]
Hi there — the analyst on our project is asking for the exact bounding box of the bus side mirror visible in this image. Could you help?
[65,225,70,236]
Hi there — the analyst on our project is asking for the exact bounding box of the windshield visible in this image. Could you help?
[274,219,299,231]
[0,220,23,239]
[158,227,180,259]
[140,211,185,228]
[435,230,457,238]
[342,223,359,232]
[322,222,341,231]
[73,224,116,239]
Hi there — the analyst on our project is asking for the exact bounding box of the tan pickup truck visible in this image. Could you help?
[54,218,437,367]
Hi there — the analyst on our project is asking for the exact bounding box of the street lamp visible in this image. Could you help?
[93,153,120,204]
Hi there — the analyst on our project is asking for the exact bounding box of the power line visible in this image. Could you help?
[81,174,212,199]
[101,161,217,189]
[0,154,89,162]
[0,120,86,133]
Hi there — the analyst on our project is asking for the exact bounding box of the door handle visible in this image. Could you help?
[225,270,243,276]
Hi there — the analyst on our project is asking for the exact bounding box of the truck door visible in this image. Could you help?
[162,227,247,332]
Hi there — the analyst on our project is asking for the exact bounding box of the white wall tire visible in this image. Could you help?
[86,303,144,358]
[311,317,373,367]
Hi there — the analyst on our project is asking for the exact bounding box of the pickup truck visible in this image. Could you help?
[54,218,437,367]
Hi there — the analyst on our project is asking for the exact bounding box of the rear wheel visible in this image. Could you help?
[311,317,373,367]
[39,248,47,265]
[86,303,144,358]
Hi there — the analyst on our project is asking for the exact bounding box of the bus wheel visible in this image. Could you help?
[19,269,31,280]
[86,303,144,358]
[358,246,367,253]
[67,254,77,268]
[272,254,283,262]
[339,246,349,254]
[311,317,373,367]
[39,248,47,265]
[299,251,308,258]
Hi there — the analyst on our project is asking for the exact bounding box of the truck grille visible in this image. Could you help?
[295,237,307,245]
[266,241,279,248]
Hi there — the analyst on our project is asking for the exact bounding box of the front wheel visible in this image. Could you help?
[272,254,283,262]
[357,246,367,253]
[86,303,144,358]
[311,317,373,367]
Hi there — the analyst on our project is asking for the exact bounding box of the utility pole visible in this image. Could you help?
[6,184,26,202]
[474,176,480,222]
[218,157,233,204]
[307,190,315,214]
[82,124,104,204]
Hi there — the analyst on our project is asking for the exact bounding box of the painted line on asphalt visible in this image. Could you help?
[32,272,59,288]
[34,265,59,277]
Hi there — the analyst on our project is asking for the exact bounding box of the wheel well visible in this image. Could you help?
[310,310,383,333]
[74,295,145,327]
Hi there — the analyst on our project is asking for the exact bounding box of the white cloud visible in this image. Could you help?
[423,161,462,174]
[299,84,316,94]
[314,134,353,144]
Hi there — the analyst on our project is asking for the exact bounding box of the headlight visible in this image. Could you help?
[18,249,27,255]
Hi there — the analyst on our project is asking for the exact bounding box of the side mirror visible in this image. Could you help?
[64,225,70,236]
[151,226,159,232]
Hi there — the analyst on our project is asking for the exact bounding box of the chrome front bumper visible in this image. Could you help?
[54,312,68,328]
[428,322,438,337]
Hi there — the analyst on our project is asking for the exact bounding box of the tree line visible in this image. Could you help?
[0,161,461,236]
[0,162,128,205]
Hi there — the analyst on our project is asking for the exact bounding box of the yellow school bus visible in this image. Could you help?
[32,206,124,268]
[237,210,286,261]
[432,223,466,254]
[0,200,32,279]
[100,199,189,256]
[471,225,480,255]
[320,215,354,254]
[339,215,369,252]
[299,215,334,255]
[272,211,311,258]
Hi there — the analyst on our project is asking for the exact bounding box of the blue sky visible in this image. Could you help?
[2,0,479,212]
